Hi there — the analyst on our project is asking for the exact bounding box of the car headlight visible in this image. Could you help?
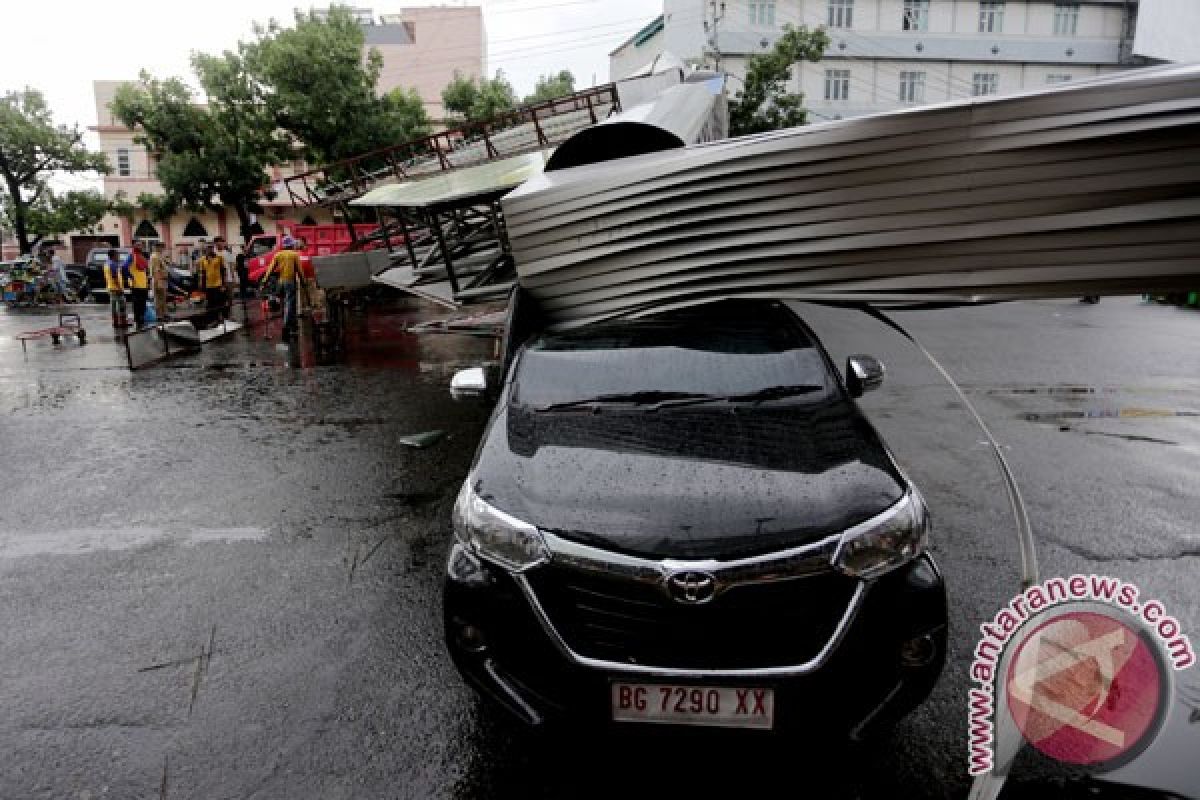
[833,492,929,579]
[452,481,549,572]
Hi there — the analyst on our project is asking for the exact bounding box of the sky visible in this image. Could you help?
[3,0,659,191]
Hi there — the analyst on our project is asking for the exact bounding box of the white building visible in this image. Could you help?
[609,16,667,80]
[617,1,1147,122]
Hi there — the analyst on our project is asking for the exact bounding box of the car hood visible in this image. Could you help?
[471,397,907,560]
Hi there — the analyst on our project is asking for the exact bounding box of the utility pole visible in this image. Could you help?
[704,1,727,72]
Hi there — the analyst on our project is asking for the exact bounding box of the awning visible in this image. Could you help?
[350,151,552,210]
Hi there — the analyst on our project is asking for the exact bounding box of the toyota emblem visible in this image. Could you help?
[666,571,717,604]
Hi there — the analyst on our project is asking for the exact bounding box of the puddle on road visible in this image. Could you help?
[1022,408,1200,422]
[1081,430,1179,445]
[979,386,1106,396]
[0,527,269,558]
[968,384,1200,397]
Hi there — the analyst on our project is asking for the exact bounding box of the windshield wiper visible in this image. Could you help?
[652,384,824,410]
[536,391,715,412]
[726,384,824,405]
[536,385,823,413]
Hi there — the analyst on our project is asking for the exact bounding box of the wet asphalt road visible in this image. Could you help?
[0,296,1197,799]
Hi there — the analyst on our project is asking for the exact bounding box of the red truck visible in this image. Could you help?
[245,223,380,283]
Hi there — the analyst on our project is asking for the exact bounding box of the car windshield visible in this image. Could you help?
[250,237,276,257]
[514,303,834,410]
[89,250,128,265]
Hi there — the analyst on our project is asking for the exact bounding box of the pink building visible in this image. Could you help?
[88,6,485,253]
[374,6,486,121]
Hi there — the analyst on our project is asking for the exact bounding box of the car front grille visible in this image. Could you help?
[524,564,858,670]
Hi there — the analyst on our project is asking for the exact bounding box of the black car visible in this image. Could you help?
[444,299,946,738]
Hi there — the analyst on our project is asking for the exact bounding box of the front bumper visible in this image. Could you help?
[444,549,947,738]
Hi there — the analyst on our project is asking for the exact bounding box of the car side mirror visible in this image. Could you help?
[450,367,488,400]
[846,355,885,398]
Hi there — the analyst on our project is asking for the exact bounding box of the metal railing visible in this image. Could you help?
[284,84,621,208]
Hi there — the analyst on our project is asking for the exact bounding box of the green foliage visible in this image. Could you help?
[473,72,518,122]
[524,70,576,105]
[441,72,479,121]
[5,187,108,248]
[0,88,109,254]
[110,190,177,223]
[381,86,432,142]
[111,59,288,236]
[441,70,517,124]
[728,25,830,136]
[244,6,423,163]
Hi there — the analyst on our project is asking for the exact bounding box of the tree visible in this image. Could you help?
[0,88,109,254]
[244,6,426,164]
[110,190,177,224]
[524,70,576,105]
[728,25,830,136]
[441,71,479,121]
[473,72,518,122]
[112,49,295,237]
[381,87,431,142]
[3,187,108,252]
[111,54,289,239]
[441,70,517,124]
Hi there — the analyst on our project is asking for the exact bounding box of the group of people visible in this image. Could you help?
[103,235,302,336]
[101,242,166,329]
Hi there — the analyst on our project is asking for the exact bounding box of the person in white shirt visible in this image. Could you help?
[215,237,237,289]
[50,251,70,300]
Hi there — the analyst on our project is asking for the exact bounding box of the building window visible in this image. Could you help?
[903,0,929,31]
[749,1,776,26]
[117,148,130,177]
[978,1,1004,33]
[1053,3,1079,36]
[899,71,927,103]
[972,72,999,96]
[825,69,851,101]
[182,217,209,238]
[133,220,160,240]
[1046,73,1073,84]
[828,0,854,29]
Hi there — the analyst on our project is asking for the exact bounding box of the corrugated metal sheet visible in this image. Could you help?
[545,79,727,171]
[503,64,1200,328]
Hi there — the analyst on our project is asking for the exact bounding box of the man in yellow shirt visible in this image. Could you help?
[149,242,169,321]
[104,249,131,328]
[260,237,302,337]
[196,242,227,315]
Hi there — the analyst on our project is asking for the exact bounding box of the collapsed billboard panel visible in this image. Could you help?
[504,65,1200,327]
